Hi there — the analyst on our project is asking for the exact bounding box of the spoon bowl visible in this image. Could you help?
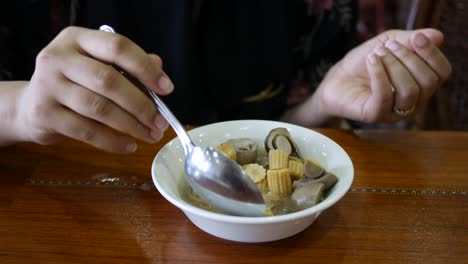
[186,146,265,216]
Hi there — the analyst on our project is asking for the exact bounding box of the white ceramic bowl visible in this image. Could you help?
[151,120,353,243]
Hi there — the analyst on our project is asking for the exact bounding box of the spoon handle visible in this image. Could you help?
[146,89,194,153]
[99,25,194,154]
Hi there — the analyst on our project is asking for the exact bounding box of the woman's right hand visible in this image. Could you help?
[15,26,173,153]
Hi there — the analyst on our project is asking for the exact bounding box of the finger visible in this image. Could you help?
[411,32,452,82]
[384,28,444,49]
[52,107,138,153]
[416,28,444,47]
[70,27,173,94]
[374,45,420,115]
[60,52,163,132]
[366,53,397,122]
[54,79,163,143]
[384,40,439,107]
[149,53,163,68]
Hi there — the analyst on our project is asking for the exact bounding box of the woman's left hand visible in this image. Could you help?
[288,28,452,126]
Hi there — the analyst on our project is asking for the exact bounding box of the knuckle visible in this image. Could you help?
[396,47,413,59]
[424,73,440,89]
[109,34,131,57]
[132,120,150,138]
[135,100,155,120]
[77,127,96,142]
[89,95,112,117]
[398,85,419,101]
[140,58,157,76]
[152,54,163,67]
[443,64,453,81]
[36,48,57,67]
[58,26,79,39]
[376,33,390,44]
[31,127,56,145]
[95,66,118,91]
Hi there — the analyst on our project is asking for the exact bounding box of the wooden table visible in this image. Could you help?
[1,128,467,263]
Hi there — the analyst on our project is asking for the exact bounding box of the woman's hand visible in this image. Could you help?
[15,26,173,153]
[285,28,452,126]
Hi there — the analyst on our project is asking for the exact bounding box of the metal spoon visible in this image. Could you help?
[99,25,266,216]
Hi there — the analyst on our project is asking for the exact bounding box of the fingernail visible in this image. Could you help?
[367,53,378,65]
[126,142,138,152]
[154,115,169,131]
[150,129,163,141]
[374,46,387,57]
[158,76,174,93]
[414,33,428,48]
[385,40,400,51]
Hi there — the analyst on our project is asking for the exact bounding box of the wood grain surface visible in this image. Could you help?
[1,128,467,264]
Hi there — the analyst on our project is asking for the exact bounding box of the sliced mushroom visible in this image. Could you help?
[292,175,314,189]
[314,172,339,190]
[291,182,325,210]
[257,153,269,169]
[304,160,324,179]
[265,127,290,152]
[273,135,292,155]
[264,127,302,158]
[225,138,258,165]
[288,156,303,162]
[293,171,339,191]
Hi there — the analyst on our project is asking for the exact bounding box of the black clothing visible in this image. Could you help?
[0,0,358,125]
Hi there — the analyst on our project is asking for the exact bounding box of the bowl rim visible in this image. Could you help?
[152,119,354,224]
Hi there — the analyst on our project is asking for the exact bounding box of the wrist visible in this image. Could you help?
[281,89,334,127]
[282,67,340,127]
[0,81,28,145]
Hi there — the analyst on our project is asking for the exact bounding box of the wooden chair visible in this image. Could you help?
[407,0,468,130]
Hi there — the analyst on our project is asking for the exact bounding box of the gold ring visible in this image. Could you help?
[393,105,415,117]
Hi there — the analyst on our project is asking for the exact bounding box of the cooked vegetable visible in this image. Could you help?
[288,159,304,180]
[291,182,325,210]
[314,172,339,190]
[267,168,292,195]
[257,153,269,168]
[293,171,338,191]
[268,149,289,169]
[265,127,302,158]
[216,143,237,161]
[243,163,266,183]
[226,138,258,165]
[304,160,324,178]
